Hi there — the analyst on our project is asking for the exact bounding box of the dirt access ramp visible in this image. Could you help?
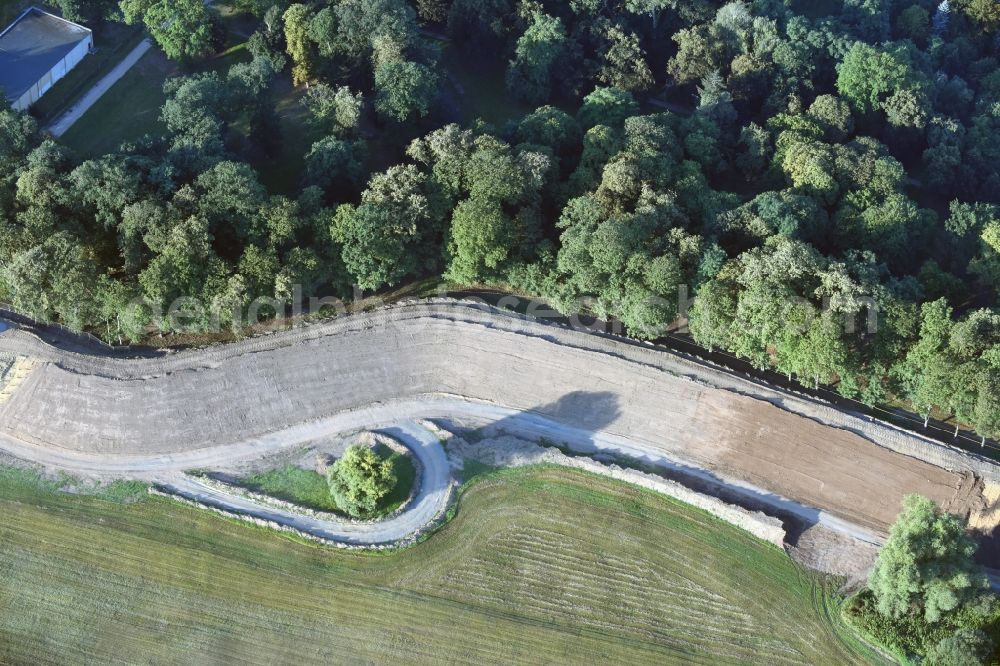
[675,387,985,532]
[0,299,995,537]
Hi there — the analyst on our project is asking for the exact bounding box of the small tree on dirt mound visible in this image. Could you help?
[869,495,990,624]
[327,445,397,518]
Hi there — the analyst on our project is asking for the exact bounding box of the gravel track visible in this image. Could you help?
[160,420,452,546]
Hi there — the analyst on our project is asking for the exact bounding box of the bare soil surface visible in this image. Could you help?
[0,299,995,539]
[787,524,881,590]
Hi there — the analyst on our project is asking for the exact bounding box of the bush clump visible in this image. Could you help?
[844,495,999,664]
[925,628,994,666]
[869,495,990,624]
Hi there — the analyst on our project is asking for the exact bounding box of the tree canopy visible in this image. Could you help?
[326,444,397,517]
[121,0,218,61]
[869,495,990,624]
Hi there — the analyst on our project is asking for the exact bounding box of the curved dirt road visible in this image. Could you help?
[0,299,995,537]
[0,394,879,544]
[161,421,453,546]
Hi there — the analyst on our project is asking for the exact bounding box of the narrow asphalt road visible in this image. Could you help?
[47,38,152,137]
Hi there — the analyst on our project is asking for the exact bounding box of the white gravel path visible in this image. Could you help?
[47,39,153,138]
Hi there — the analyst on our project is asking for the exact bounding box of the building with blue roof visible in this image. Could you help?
[0,7,93,111]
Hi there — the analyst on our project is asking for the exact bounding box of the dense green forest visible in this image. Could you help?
[3,0,1000,441]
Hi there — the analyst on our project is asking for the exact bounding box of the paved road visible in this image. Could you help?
[47,39,153,138]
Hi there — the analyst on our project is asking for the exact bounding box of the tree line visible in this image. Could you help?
[3,0,1000,442]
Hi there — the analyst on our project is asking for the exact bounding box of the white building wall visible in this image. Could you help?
[11,34,92,112]
[63,35,91,72]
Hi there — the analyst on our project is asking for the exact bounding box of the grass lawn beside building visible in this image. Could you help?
[60,47,169,155]
[60,8,253,157]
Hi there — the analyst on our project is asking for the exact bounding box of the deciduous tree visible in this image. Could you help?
[374,60,439,121]
[121,0,216,62]
[598,26,654,92]
[870,495,990,623]
[327,445,397,517]
[283,3,316,85]
[505,11,573,105]
[446,195,513,282]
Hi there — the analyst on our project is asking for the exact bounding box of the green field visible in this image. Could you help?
[0,465,882,664]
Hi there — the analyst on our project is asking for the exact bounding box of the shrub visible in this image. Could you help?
[924,628,993,666]
[844,591,948,657]
[846,591,1000,662]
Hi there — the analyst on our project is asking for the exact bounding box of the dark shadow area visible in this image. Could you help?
[974,524,999,570]
[449,390,831,548]
[474,390,622,444]
[446,391,620,481]
[532,390,623,433]
[0,309,163,359]
[204,471,241,485]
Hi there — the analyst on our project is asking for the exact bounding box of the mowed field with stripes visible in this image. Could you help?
[0,466,884,665]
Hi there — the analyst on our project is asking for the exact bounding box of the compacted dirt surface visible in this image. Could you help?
[0,299,996,538]
[161,421,452,547]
